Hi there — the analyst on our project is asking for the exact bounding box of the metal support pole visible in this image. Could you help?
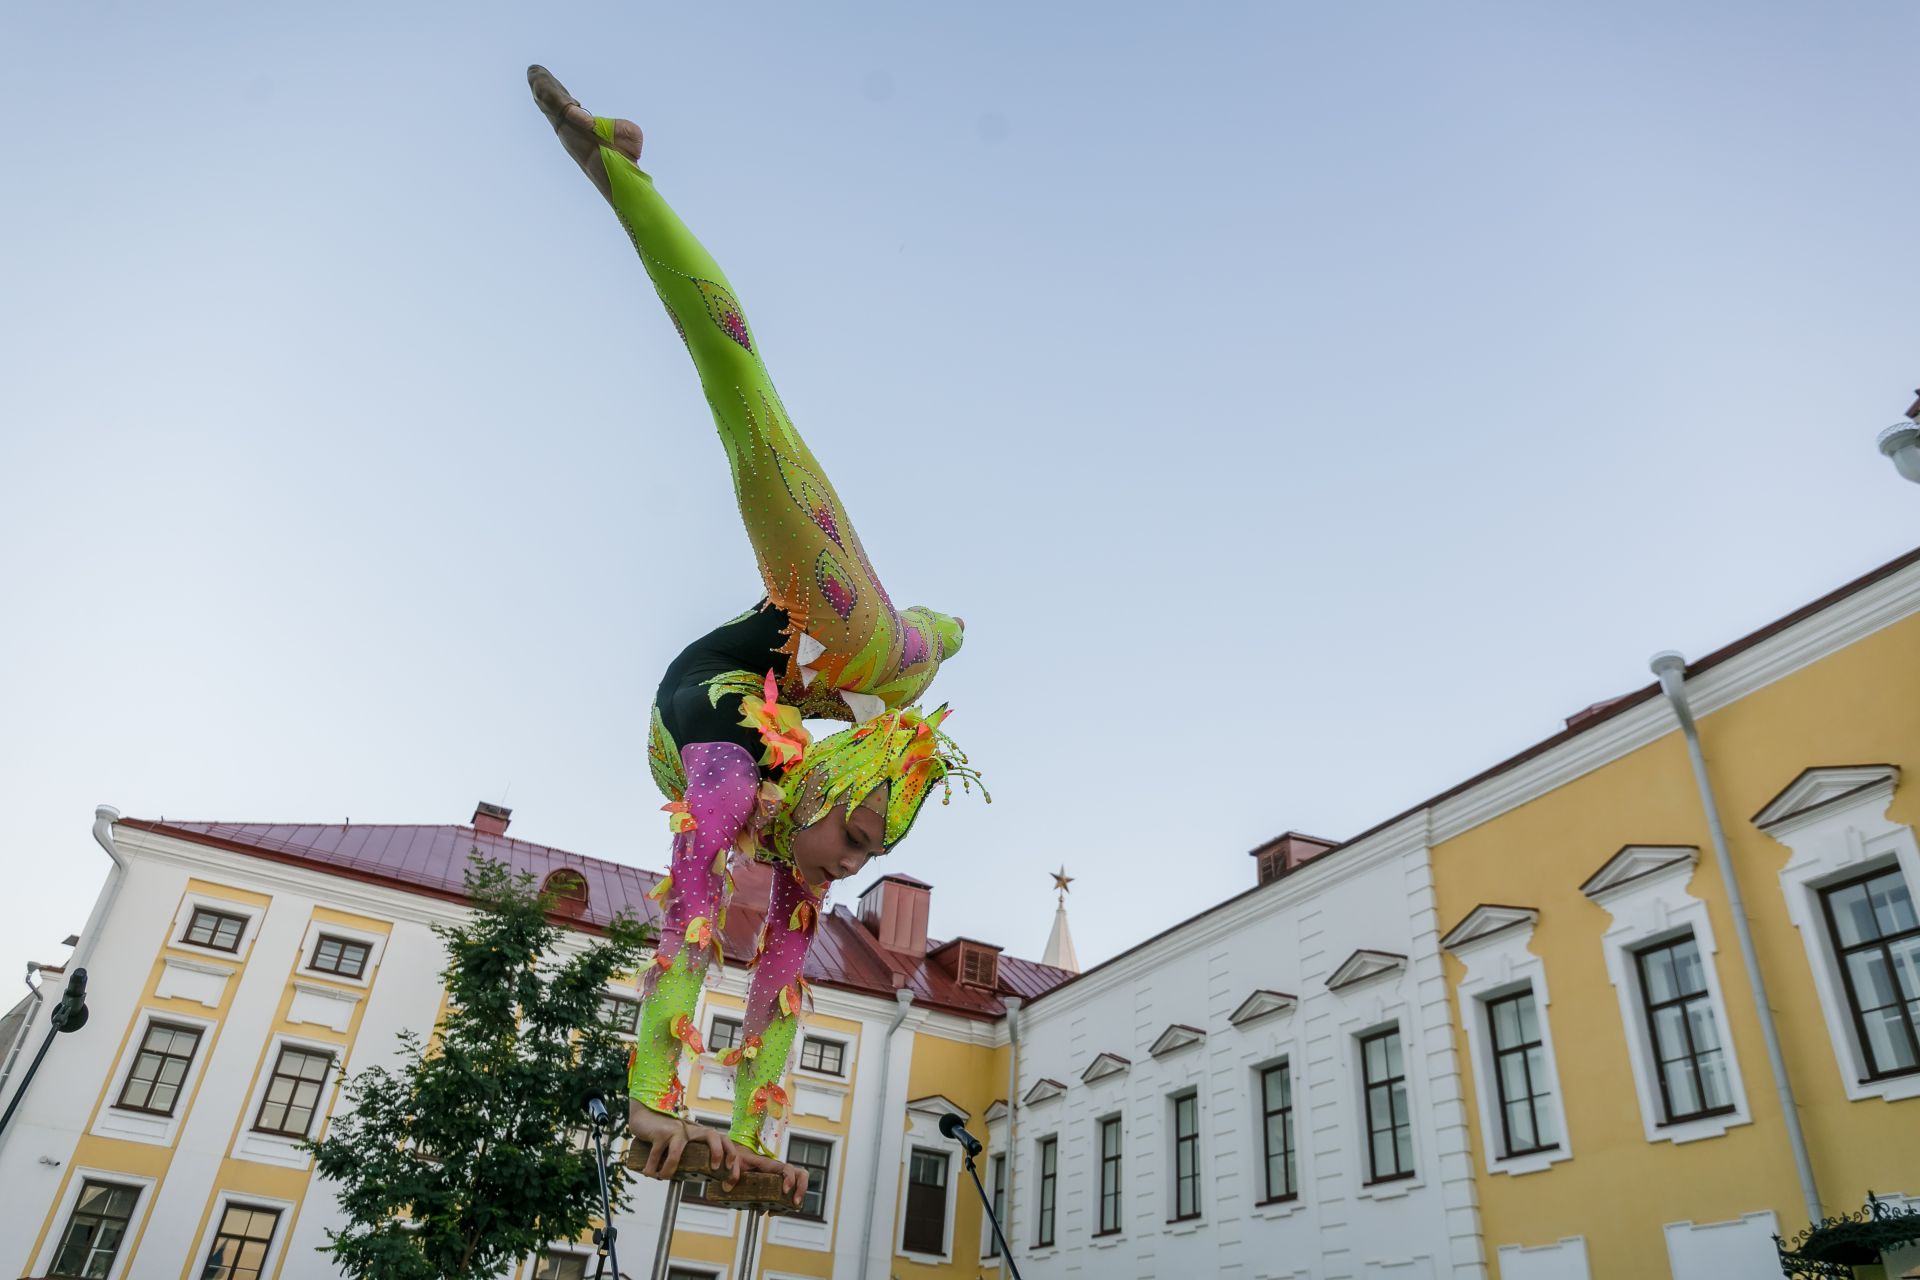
[737,1209,764,1279]
[648,1182,684,1280]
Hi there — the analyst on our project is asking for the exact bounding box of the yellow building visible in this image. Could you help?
[1430,546,1920,1278]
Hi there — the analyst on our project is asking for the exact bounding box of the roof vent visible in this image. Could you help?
[1250,831,1338,886]
[541,869,589,915]
[472,802,512,837]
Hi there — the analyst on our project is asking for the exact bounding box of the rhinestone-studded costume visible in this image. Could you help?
[555,114,980,1156]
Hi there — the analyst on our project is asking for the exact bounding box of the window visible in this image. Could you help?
[1821,868,1920,1079]
[902,1147,950,1255]
[1635,935,1735,1123]
[665,1269,718,1280]
[799,1035,844,1076]
[1096,1115,1123,1235]
[531,1252,588,1280]
[596,995,639,1036]
[960,944,999,988]
[1034,1136,1057,1247]
[985,1152,1006,1258]
[787,1135,832,1221]
[116,1022,202,1116]
[307,934,370,979]
[1258,1062,1296,1202]
[709,1015,742,1053]
[1360,1029,1413,1183]
[201,1203,280,1280]
[1170,1091,1201,1220]
[252,1046,333,1138]
[49,1179,139,1278]
[531,1251,588,1280]
[541,869,590,913]
[1487,991,1558,1155]
[182,907,246,952]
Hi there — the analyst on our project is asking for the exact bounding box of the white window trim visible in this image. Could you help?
[1163,1085,1204,1230]
[92,1007,218,1147]
[1757,767,1920,1103]
[1588,853,1753,1144]
[168,891,266,963]
[1029,1132,1060,1254]
[1247,1055,1308,1218]
[1445,913,1574,1176]
[793,1029,853,1081]
[192,1189,298,1280]
[767,1128,837,1252]
[297,918,389,989]
[1087,1110,1126,1246]
[1341,1009,1427,1200]
[231,1033,341,1169]
[31,1166,159,1280]
[897,1142,959,1263]
[979,1145,1009,1266]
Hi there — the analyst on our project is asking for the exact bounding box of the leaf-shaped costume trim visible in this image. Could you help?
[737,668,811,771]
[672,1014,705,1055]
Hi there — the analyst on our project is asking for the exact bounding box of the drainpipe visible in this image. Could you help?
[1650,653,1822,1224]
[1002,995,1022,1259]
[0,806,125,1132]
[856,988,914,1280]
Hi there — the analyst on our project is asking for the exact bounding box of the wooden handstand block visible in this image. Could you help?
[625,1141,797,1215]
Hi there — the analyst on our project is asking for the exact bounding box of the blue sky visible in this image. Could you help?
[3,2,1916,987]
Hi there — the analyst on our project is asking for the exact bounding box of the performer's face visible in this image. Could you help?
[793,787,888,889]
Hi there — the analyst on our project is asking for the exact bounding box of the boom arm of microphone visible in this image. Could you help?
[938,1112,982,1156]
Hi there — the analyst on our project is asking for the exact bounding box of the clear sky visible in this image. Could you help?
[3,3,1916,991]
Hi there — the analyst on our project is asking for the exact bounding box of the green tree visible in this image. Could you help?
[307,854,652,1279]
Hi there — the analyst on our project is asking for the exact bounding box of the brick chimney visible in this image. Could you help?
[472,802,512,837]
[858,873,932,954]
[1251,831,1338,886]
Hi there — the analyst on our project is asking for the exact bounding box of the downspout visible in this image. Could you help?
[1002,995,1022,1259]
[0,806,124,1121]
[856,988,914,1280]
[1650,653,1822,1224]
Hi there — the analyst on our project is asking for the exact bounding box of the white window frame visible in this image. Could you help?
[594,988,641,1042]
[1088,1110,1126,1245]
[897,1142,958,1262]
[1247,1055,1308,1217]
[979,1145,1009,1266]
[1164,1085,1204,1230]
[168,891,266,962]
[30,1167,158,1280]
[1585,848,1752,1144]
[794,1030,851,1080]
[1334,1002,1427,1200]
[1756,765,1920,1102]
[529,1242,595,1279]
[1443,907,1573,1176]
[232,1033,341,1168]
[1030,1132,1059,1253]
[192,1189,297,1280]
[93,1007,218,1147]
[766,1128,837,1252]
[296,918,388,989]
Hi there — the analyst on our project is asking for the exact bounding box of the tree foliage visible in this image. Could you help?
[307,854,652,1279]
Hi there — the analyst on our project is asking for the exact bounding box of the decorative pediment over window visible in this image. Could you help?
[1752,764,1900,831]
[1023,1078,1067,1106]
[1227,990,1297,1027]
[1579,845,1698,900]
[1439,905,1539,951]
[1326,949,1407,991]
[984,1099,1009,1125]
[906,1095,968,1121]
[1148,1024,1206,1057]
[1080,1052,1131,1084]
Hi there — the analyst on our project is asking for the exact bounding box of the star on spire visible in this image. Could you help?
[1051,866,1074,898]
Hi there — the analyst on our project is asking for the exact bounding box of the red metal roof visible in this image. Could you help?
[119,818,1073,1021]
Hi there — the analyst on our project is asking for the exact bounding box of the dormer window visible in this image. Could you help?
[542,870,590,915]
[959,942,999,989]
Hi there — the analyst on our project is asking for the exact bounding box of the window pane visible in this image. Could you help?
[1671,939,1707,997]
[1394,1124,1414,1174]
[1685,999,1722,1053]
[1652,1005,1689,1062]
[1890,936,1920,1000]
[1871,874,1918,936]
[1849,949,1902,1009]
[1491,998,1520,1048]
[1505,1098,1536,1150]
[1498,1051,1530,1102]
[1663,1058,1702,1116]
[1364,1035,1386,1079]
[1516,993,1540,1042]
[1381,1033,1403,1078]
[1371,1128,1393,1176]
[1697,1050,1733,1110]
[709,1018,741,1051]
[1641,946,1678,1002]
[1830,882,1877,947]
[1862,1006,1918,1073]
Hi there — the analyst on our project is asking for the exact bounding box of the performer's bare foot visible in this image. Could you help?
[527,65,643,202]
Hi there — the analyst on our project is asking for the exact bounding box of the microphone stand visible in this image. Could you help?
[584,1095,621,1280]
[962,1148,1022,1280]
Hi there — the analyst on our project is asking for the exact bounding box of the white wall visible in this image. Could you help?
[1006,818,1486,1280]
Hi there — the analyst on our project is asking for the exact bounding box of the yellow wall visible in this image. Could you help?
[1433,610,1920,1276]
[894,1031,1009,1280]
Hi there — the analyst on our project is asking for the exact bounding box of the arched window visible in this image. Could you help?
[541,869,590,915]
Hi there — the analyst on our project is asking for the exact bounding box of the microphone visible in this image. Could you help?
[583,1091,611,1126]
[52,969,89,1033]
[938,1112,982,1156]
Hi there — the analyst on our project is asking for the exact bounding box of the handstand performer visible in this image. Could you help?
[527,67,984,1203]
